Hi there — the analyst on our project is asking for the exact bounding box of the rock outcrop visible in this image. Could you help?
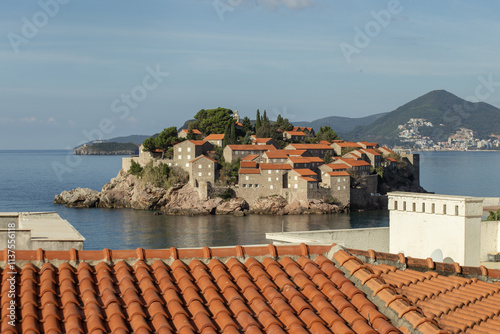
[55,170,349,215]
[54,188,100,208]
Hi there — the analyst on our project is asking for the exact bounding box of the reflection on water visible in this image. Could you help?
[59,208,389,250]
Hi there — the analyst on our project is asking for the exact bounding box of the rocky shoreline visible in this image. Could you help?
[54,170,348,216]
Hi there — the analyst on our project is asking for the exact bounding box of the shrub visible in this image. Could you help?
[129,160,143,175]
[219,188,234,200]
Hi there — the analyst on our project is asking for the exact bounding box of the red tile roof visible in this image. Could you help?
[361,148,381,156]
[336,158,370,167]
[387,157,397,162]
[328,171,350,176]
[204,134,225,140]
[253,138,273,143]
[293,126,313,132]
[180,128,202,134]
[287,156,312,164]
[228,145,277,151]
[264,151,290,159]
[358,141,378,147]
[287,144,333,150]
[187,140,209,146]
[259,163,292,170]
[240,161,258,168]
[4,245,500,333]
[292,168,317,176]
[334,142,362,148]
[238,168,260,174]
[189,154,217,163]
[283,150,308,156]
[299,176,318,182]
[241,154,259,161]
[326,163,350,170]
[284,131,306,136]
[319,140,331,145]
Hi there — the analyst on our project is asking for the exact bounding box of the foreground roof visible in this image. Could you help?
[3,244,500,333]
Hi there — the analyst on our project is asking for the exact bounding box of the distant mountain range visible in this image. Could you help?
[344,90,500,146]
[85,90,500,150]
[292,113,387,134]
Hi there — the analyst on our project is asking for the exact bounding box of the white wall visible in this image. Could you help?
[389,192,483,266]
[266,227,389,252]
[481,220,500,261]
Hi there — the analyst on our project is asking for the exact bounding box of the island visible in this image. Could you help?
[56,108,424,215]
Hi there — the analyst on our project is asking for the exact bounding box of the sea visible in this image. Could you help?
[0,150,499,250]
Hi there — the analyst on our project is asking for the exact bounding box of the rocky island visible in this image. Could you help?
[56,108,425,215]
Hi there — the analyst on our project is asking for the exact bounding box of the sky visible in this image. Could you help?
[1,0,500,149]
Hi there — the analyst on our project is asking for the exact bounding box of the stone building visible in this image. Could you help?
[189,155,217,187]
[251,137,279,147]
[173,140,213,171]
[283,130,306,141]
[357,141,379,149]
[223,145,276,163]
[321,171,350,205]
[178,128,203,139]
[287,169,319,190]
[332,158,371,175]
[331,141,363,156]
[203,134,224,147]
[284,143,335,159]
[292,126,315,137]
[359,148,382,168]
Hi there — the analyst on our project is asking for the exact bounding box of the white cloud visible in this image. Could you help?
[20,116,37,123]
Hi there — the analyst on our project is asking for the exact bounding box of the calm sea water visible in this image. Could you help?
[0,150,498,250]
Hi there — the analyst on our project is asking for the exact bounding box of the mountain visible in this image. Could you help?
[292,113,387,134]
[344,90,500,146]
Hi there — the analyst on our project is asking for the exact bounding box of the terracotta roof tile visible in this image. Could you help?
[7,244,500,333]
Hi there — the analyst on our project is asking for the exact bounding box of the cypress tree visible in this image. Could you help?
[230,122,236,144]
[255,109,261,131]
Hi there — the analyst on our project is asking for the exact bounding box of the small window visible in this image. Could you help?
[255,184,258,188]
[208,164,211,168]
[276,177,279,181]
[422,203,426,212]
[443,204,447,215]
[198,165,202,169]
[338,186,341,191]
[455,205,459,216]
[412,203,416,212]
[268,170,272,174]
[185,163,189,168]
[245,176,249,181]
[403,201,407,211]
[178,147,182,152]
[249,184,253,188]
[243,184,247,188]
[343,186,346,190]
[338,179,341,183]
[208,172,211,176]
[187,147,191,152]
[294,184,298,189]
[178,155,182,160]
[394,200,398,210]
[432,203,435,213]
[270,185,274,190]
[309,184,313,189]
[295,176,298,180]
[268,177,271,182]
[198,172,202,177]
[187,155,191,160]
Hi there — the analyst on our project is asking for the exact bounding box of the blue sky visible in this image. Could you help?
[1,0,500,149]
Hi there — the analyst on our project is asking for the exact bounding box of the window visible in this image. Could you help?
[187,155,191,160]
[249,184,253,188]
[343,186,346,190]
[187,147,191,152]
[422,203,426,212]
[208,172,212,176]
[185,163,189,168]
[178,147,182,152]
[178,155,182,160]
[443,204,447,214]
[455,205,459,216]
[295,176,298,180]
[268,170,272,174]
[338,179,341,183]
[198,165,202,169]
[403,201,406,211]
[276,177,279,181]
[243,184,247,188]
[338,186,341,191]
[198,172,202,177]
[268,177,271,182]
[294,184,298,189]
[208,164,211,168]
[245,176,249,180]
[270,185,274,190]
[276,170,279,173]
[255,184,258,188]
[431,203,435,213]
[412,203,416,212]
[309,184,314,189]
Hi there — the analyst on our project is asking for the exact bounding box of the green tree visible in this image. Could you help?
[255,109,261,131]
[262,110,269,123]
[142,137,157,152]
[323,152,333,164]
[316,126,339,142]
[129,160,143,175]
[223,124,231,146]
[487,209,500,221]
[230,122,236,145]
[242,116,253,133]
[156,127,179,152]
[191,107,233,135]
[186,128,195,140]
